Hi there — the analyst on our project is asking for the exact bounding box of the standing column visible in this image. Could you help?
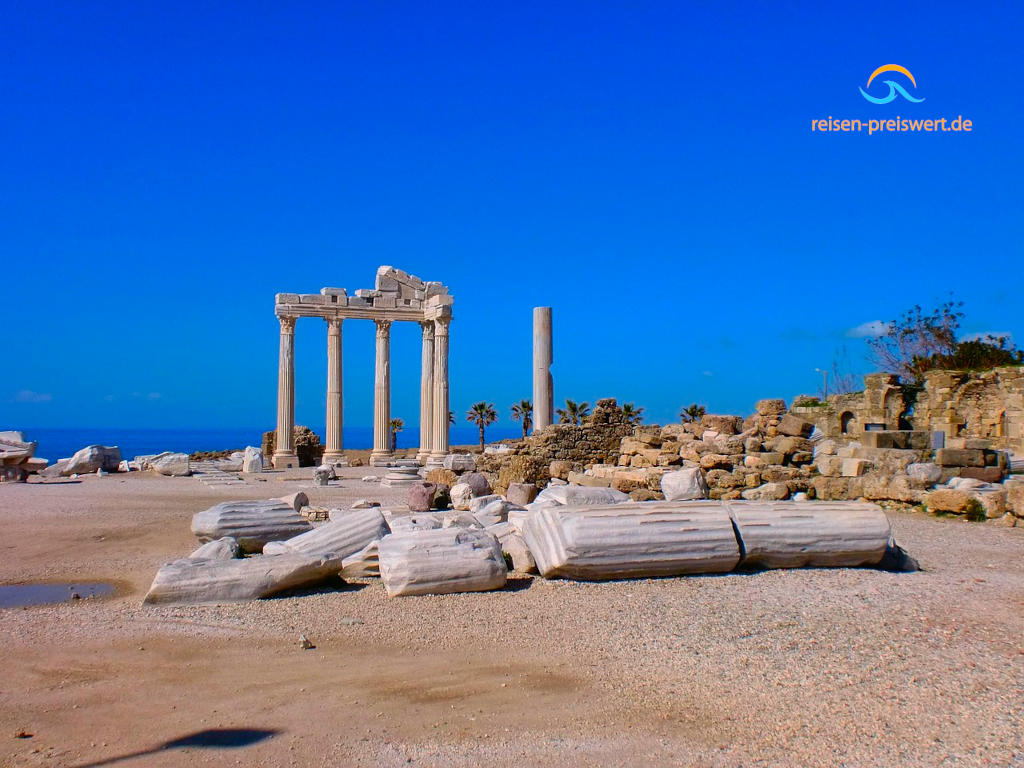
[429,315,450,464]
[370,319,393,466]
[272,315,299,469]
[417,321,435,464]
[323,318,344,463]
[532,306,553,431]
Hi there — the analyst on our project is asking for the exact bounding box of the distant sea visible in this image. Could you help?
[23,426,525,462]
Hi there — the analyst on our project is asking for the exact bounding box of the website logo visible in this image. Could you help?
[858,64,924,104]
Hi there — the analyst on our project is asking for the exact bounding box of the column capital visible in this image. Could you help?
[278,315,296,333]
[434,316,450,336]
[375,318,392,337]
[419,320,435,339]
[326,317,342,332]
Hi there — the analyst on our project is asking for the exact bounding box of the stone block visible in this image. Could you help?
[506,483,539,506]
[906,462,942,484]
[444,454,476,472]
[935,448,985,467]
[740,482,790,501]
[924,489,971,513]
[755,399,787,416]
[815,455,843,477]
[426,468,458,486]
[958,466,1004,483]
[700,415,743,436]
[841,458,869,477]
[777,414,815,438]
[757,452,784,466]
[378,528,507,597]
[549,460,572,480]
[661,468,709,501]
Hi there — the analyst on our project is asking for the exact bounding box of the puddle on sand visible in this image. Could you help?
[0,582,116,608]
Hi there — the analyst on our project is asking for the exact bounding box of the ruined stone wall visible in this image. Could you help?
[793,373,908,440]
[914,367,1024,451]
[474,398,634,492]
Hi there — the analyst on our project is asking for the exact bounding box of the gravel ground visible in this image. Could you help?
[0,469,1021,767]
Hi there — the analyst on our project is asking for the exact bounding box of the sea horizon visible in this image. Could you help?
[16,425,527,463]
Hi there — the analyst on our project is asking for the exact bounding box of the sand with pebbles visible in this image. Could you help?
[1,468,1022,767]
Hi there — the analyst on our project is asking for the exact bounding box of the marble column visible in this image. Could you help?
[417,321,435,464]
[370,319,393,466]
[272,315,299,469]
[429,315,450,464]
[323,318,344,463]
[532,306,553,431]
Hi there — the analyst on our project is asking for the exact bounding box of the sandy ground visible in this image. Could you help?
[0,469,1021,768]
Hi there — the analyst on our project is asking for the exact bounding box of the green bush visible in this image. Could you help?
[964,498,987,523]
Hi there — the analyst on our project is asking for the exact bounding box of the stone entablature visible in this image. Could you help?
[271,266,453,469]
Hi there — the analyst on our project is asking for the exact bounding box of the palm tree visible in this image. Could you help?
[510,399,533,438]
[555,399,591,426]
[448,410,455,425]
[389,418,404,452]
[679,403,706,423]
[466,402,497,451]
[621,402,644,425]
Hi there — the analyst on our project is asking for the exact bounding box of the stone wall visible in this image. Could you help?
[475,398,634,492]
[914,367,1024,451]
[792,368,1024,452]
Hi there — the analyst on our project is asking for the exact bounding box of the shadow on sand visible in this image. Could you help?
[70,728,280,767]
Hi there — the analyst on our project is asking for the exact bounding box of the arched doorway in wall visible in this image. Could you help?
[840,411,856,434]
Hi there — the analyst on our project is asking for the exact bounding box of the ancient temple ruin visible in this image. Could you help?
[271,266,453,468]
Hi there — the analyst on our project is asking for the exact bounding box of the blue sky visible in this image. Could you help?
[3,1,1022,432]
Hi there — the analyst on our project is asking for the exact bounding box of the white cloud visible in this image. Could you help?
[701,371,714,377]
[147,392,162,400]
[846,320,890,338]
[961,331,1013,343]
[14,390,52,403]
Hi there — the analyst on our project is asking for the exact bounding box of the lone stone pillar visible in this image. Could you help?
[532,307,553,431]
[370,319,393,466]
[417,321,435,464]
[428,315,450,465]
[323,318,344,463]
[272,315,299,469]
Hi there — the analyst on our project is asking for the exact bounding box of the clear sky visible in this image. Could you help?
[3,1,1022,432]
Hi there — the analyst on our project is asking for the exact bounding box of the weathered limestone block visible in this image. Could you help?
[191,500,312,553]
[468,494,501,512]
[378,528,507,597]
[64,445,122,475]
[387,512,443,532]
[815,455,843,477]
[1008,482,1024,517]
[958,467,1004,483]
[700,453,735,471]
[151,452,191,476]
[935,448,985,467]
[860,474,923,504]
[242,446,264,473]
[740,482,790,501]
[549,460,572,480]
[777,414,815,438]
[924,489,971,513]
[187,537,241,561]
[701,414,744,436]
[441,510,484,529]
[906,462,942,484]
[523,502,741,580]
[506,482,539,506]
[443,453,476,472]
[143,553,338,605]
[661,468,709,501]
[841,458,870,477]
[450,482,473,510]
[472,498,518,527]
[426,468,458,486]
[262,508,389,566]
[531,485,630,508]
[726,501,891,568]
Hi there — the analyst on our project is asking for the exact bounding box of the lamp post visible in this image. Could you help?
[814,368,829,399]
